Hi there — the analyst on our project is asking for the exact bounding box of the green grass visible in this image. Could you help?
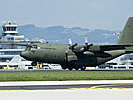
[0,72,133,81]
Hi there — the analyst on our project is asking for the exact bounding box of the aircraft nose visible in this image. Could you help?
[20,51,29,58]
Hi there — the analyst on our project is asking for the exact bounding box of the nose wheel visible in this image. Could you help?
[80,66,86,71]
[31,62,37,66]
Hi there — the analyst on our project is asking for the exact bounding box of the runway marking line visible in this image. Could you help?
[70,88,129,90]
[70,84,133,90]
[0,90,31,92]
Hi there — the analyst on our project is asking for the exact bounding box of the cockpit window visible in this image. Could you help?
[25,45,38,51]
[32,45,37,49]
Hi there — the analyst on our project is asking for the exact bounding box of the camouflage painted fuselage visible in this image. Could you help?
[20,43,129,67]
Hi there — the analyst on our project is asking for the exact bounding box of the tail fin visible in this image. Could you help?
[117,17,133,44]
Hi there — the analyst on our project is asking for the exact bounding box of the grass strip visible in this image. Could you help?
[0,72,133,81]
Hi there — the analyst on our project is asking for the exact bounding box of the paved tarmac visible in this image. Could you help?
[0,81,133,100]
[1,69,133,73]
[0,80,133,90]
[0,89,133,100]
[0,84,133,90]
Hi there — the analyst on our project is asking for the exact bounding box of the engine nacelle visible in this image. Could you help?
[89,45,100,52]
[73,45,84,52]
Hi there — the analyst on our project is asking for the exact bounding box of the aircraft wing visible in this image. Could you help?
[98,44,133,51]
[73,44,133,53]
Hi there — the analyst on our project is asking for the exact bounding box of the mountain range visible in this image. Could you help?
[2,24,120,44]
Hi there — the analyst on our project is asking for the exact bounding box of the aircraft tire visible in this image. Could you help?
[80,66,86,71]
[67,62,74,70]
[68,67,73,70]
[62,66,67,70]
[74,66,79,70]
[62,68,66,70]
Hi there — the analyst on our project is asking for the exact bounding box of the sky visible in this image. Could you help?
[0,0,133,30]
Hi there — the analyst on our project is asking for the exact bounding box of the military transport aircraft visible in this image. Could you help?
[20,17,133,70]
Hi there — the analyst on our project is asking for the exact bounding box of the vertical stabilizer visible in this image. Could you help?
[118,17,133,44]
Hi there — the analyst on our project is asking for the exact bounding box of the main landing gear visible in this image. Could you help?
[62,65,86,71]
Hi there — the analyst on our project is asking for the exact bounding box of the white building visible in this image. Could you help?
[120,54,133,65]
[0,21,25,62]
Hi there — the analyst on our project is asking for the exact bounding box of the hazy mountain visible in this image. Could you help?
[2,24,119,44]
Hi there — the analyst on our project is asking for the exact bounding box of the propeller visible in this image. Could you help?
[84,36,88,50]
[68,38,72,47]
[68,36,94,53]
[68,38,77,50]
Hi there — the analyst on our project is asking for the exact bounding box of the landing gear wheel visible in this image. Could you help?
[74,66,79,70]
[62,66,67,70]
[68,67,73,70]
[80,66,86,71]
[62,68,67,70]
[31,62,37,66]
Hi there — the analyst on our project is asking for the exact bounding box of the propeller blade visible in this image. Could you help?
[68,38,72,47]
[84,36,88,50]
[85,36,88,45]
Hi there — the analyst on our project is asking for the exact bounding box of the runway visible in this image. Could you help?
[1,69,133,73]
[0,84,133,90]
[0,80,133,90]
[0,81,133,100]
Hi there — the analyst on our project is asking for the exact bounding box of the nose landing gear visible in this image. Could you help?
[31,62,37,66]
[80,66,86,71]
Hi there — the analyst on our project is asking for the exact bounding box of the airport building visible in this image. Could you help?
[0,21,25,62]
[0,21,38,69]
[99,54,133,69]
[120,54,133,65]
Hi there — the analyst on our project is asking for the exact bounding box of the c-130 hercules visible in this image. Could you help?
[20,17,133,70]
